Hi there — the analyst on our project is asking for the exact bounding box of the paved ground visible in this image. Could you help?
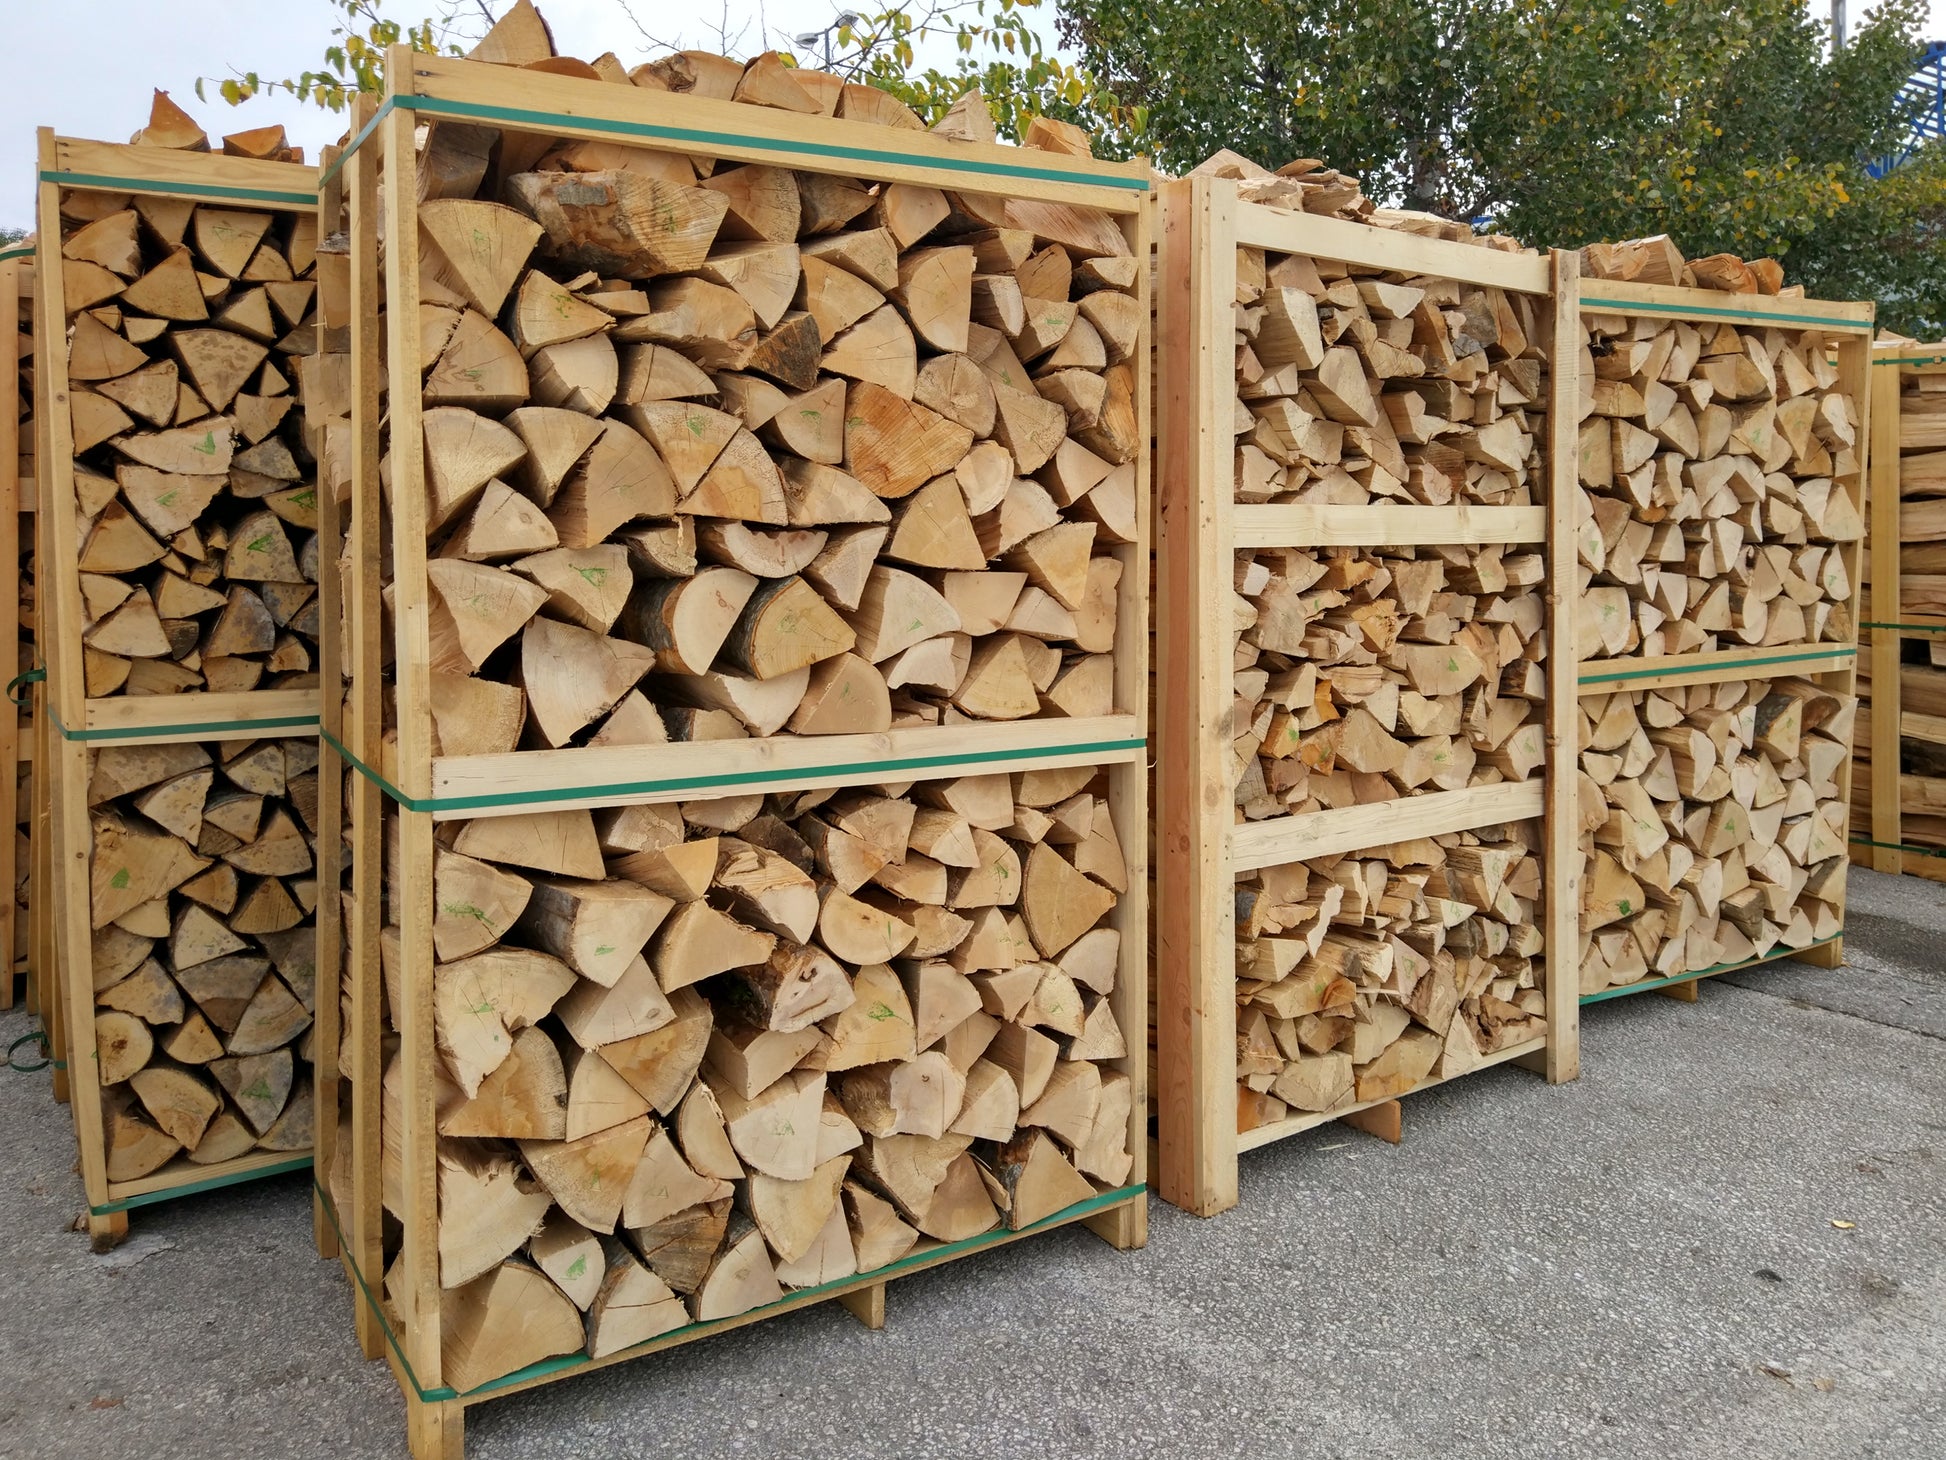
[0,866,1941,1460]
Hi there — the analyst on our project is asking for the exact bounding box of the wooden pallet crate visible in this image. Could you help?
[313,50,1151,1457]
[35,135,326,1245]
[1151,173,1581,1218]
[1573,279,1873,1003]
[1851,341,1946,883]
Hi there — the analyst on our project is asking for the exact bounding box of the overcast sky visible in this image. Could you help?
[3,0,1942,228]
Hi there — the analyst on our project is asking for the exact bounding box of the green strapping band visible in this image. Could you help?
[91,1154,313,1215]
[1850,834,1946,858]
[1861,621,1946,633]
[1874,353,1946,367]
[322,726,1148,815]
[316,1176,1143,1402]
[0,244,32,263]
[48,706,320,744]
[319,98,394,188]
[1580,935,1841,1004]
[1578,646,1855,686]
[322,91,1150,196]
[7,667,44,707]
[38,170,316,208]
[1581,295,1868,330]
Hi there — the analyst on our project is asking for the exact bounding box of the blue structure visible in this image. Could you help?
[1869,39,1946,177]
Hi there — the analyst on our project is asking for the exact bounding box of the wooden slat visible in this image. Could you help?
[50,137,318,207]
[0,256,20,1007]
[1576,643,1856,694]
[1869,344,1907,871]
[1231,503,1544,548]
[76,690,320,745]
[1232,201,1551,293]
[1580,277,1874,330]
[399,49,1148,210]
[1231,779,1545,872]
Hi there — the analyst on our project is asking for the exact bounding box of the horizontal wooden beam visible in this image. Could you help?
[1581,279,1873,332]
[1232,503,1545,548]
[1232,201,1551,293]
[1229,778,1543,872]
[425,715,1147,820]
[68,689,321,746]
[1902,710,1946,746]
[49,138,318,208]
[398,52,1148,210]
[1576,643,1856,695]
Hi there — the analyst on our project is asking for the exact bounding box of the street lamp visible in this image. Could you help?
[794,12,862,67]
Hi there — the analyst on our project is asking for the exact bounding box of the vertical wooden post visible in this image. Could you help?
[0,256,19,1009]
[1801,325,1875,969]
[1086,188,1153,1254]
[1155,176,1239,1217]
[378,71,449,1428]
[36,129,124,1248]
[311,141,348,1266]
[1535,248,1581,1081]
[1866,342,1904,874]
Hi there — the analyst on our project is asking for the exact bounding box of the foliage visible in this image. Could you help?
[0,228,27,248]
[1060,0,1945,333]
[195,0,467,112]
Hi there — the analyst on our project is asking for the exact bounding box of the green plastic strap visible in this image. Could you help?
[323,90,1151,196]
[1849,834,1946,858]
[6,1028,50,1073]
[48,706,320,743]
[1578,646,1855,686]
[38,170,316,208]
[1861,621,1946,633]
[317,1176,1143,1402]
[1873,353,1946,367]
[1581,295,1868,330]
[0,244,32,263]
[7,667,44,706]
[319,97,394,188]
[1580,935,1841,1004]
[90,1154,313,1216]
[323,726,1148,816]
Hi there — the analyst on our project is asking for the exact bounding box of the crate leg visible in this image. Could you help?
[1655,979,1701,1003]
[87,1210,128,1253]
[1083,1196,1148,1252]
[1798,939,1843,970]
[52,1064,68,1103]
[354,1298,385,1362]
[313,1188,340,1261]
[837,1281,886,1330]
[1339,1099,1402,1144]
[407,1394,464,1460]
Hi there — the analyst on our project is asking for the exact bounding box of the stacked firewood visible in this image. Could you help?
[1230,545,1546,819]
[1189,149,1531,252]
[1854,356,1946,849]
[1235,825,1546,1132]
[1579,676,1851,991]
[359,769,1131,1391]
[86,738,319,1175]
[374,15,1138,752]
[1233,244,1550,508]
[1581,234,1793,297]
[1577,312,1863,660]
[57,97,322,698]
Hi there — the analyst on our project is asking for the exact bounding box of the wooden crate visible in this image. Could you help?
[1573,280,1873,1003]
[35,135,325,1246]
[1851,341,1946,882]
[314,53,1151,1457]
[1152,174,1581,1218]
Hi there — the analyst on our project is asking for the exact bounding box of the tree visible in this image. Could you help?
[1061,0,1945,332]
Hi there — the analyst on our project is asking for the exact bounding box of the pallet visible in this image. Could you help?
[34,136,323,1246]
[1573,280,1873,1003]
[314,55,1152,1458]
[1151,173,1581,1219]
[1850,342,1946,878]
[1,245,32,1015]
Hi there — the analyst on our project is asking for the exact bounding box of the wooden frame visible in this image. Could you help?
[1153,174,1580,1218]
[35,135,322,1246]
[1573,279,1873,1000]
[1851,341,1946,881]
[314,54,1152,1458]
[0,248,29,1012]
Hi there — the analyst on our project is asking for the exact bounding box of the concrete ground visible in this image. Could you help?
[1,866,1941,1460]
